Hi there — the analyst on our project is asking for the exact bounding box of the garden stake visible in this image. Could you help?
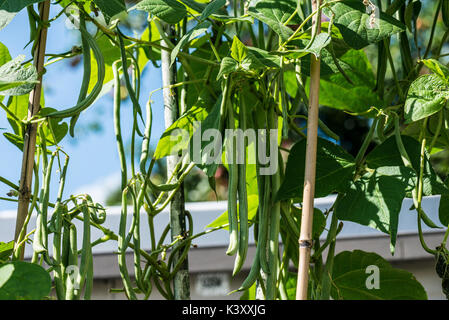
[161,22,190,300]
[296,0,321,300]
[15,1,50,259]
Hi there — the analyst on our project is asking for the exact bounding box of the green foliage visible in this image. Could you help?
[324,0,405,49]
[133,0,187,24]
[277,137,355,201]
[331,250,427,300]
[335,166,415,251]
[0,261,51,300]
[0,0,46,30]
[0,55,37,96]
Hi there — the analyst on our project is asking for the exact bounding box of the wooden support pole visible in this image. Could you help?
[15,1,50,258]
[296,0,321,300]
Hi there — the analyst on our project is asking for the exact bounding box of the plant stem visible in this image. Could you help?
[15,1,50,259]
[161,22,190,300]
[296,0,321,301]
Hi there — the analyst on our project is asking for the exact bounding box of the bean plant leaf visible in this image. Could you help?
[0,0,46,30]
[248,0,301,42]
[281,33,332,59]
[217,57,238,80]
[207,194,259,230]
[404,74,449,123]
[421,59,449,82]
[276,137,356,201]
[335,166,416,251]
[366,135,448,196]
[0,55,38,96]
[0,41,11,66]
[324,0,405,50]
[189,95,223,176]
[133,0,187,24]
[331,250,427,300]
[93,0,126,22]
[0,241,13,261]
[231,36,247,63]
[311,48,383,114]
[199,0,226,21]
[170,21,211,66]
[0,261,52,300]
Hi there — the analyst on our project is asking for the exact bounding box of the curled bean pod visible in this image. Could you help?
[69,15,91,137]
[85,194,106,224]
[46,23,105,119]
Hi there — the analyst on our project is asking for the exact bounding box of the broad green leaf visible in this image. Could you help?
[248,0,301,42]
[331,250,427,300]
[404,74,449,123]
[230,36,247,63]
[133,0,187,24]
[421,59,449,82]
[141,22,161,63]
[0,241,13,261]
[38,108,69,145]
[0,261,52,300]
[154,105,208,159]
[189,95,223,176]
[281,33,332,59]
[216,57,238,80]
[324,0,405,50]
[276,138,355,201]
[178,0,207,14]
[247,47,280,68]
[93,0,126,22]
[0,0,46,30]
[0,41,11,66]
[290,206,326,239]
[3,132,23,150]
[0,56,38,96]
[170,21,211,66]
[206,194,259,230]
[199,0,226,21]
[309,49,382,114]
[335,166,415,251]
[366,135,448,196]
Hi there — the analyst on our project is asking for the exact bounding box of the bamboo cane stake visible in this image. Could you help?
[14,1,51,259]
[160,22,191,300]
[296,0,321,300]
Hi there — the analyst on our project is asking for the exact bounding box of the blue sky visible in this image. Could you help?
[0,6,166,210]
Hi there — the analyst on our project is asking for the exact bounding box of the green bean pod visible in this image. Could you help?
[33,150,56,256]
[140,100,153,175]
[117,30,144,130]
[69,15,91,137]
[47,24,105,119]
[118,188,138,300]
[226,102,239,256]
[232,98,249,276]
[265,105,281,300]
[65,224,78,300]
[75,200,92,300]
